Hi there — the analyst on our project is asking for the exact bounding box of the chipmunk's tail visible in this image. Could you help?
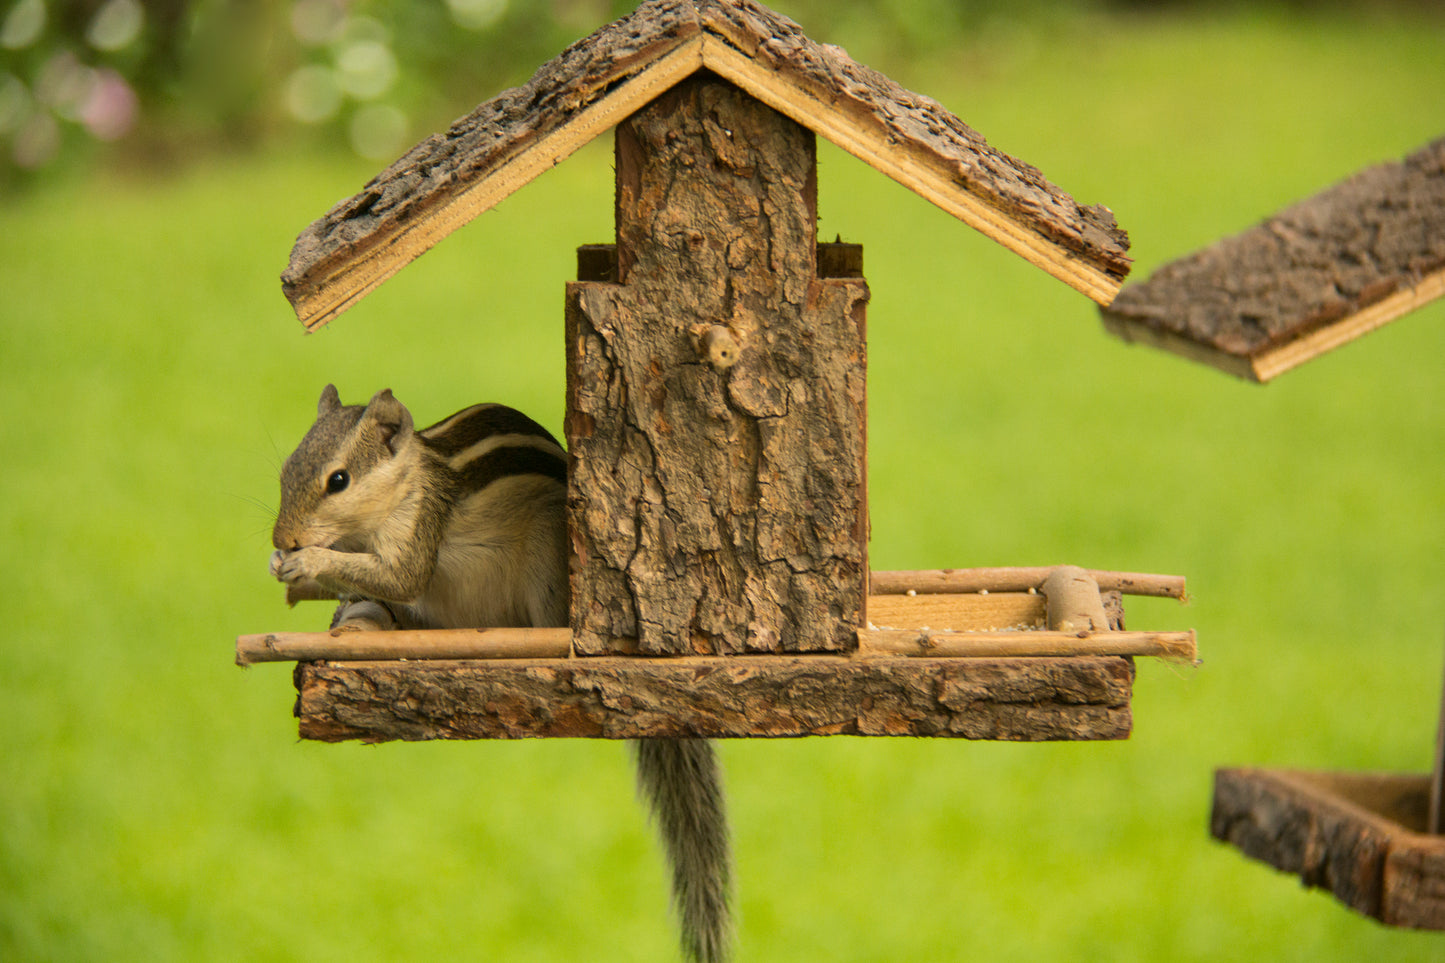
[632,738,732,963]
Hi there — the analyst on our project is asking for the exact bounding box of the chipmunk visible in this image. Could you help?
[270,385,732,963]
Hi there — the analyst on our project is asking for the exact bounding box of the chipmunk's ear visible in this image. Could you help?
[362,389,414,454]
[318,384,342,416]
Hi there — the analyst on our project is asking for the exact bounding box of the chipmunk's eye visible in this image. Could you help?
[325,469,350,495]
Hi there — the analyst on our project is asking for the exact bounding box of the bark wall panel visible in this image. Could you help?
[567,75,867,656]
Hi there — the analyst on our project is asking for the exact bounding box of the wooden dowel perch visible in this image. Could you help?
[871,567,1187,599]
[236,628,572,666]
[241,568,1192,667]
[238,626,1195,665]
[858,629,1196,660]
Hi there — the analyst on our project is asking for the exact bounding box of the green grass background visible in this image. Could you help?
[3,7,1444,961]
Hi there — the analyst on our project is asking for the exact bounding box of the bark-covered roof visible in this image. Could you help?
[1102,136,1445,382]
[282,0,1131,330]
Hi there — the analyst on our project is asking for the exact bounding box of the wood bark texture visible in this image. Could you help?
[280,3,704,325]
[566,75,867,656]
[281,0,1129,328]
[1211,768,1445,929]
[294,654,1134,743]
[1103,136,1445,374]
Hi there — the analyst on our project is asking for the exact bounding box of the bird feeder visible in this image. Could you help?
[237,0,1194,744]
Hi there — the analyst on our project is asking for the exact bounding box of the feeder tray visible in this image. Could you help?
[1211,769,1445,929]
[1209,648,1445,929]
[237,565,1194,744]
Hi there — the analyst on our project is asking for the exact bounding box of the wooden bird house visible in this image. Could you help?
[1099,134,1445,926]
[240,0,1195,744]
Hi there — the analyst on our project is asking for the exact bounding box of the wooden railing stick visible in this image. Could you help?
[236,627,573,666]
[239,626,1197,666]
[870,567,1186,600]
[858,629,1196,661]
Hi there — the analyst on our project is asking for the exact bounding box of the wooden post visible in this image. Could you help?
[566,73,869,656]
[1430,639,1445,834]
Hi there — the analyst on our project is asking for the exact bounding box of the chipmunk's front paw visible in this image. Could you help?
[272,546,328,585]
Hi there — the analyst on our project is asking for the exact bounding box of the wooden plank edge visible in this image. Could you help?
[289,29,1133,329]
[1211,767,1391,919]
[289,37,708,331]
[1099,311,1262,382]
[237,626,1194,665]
[866,590,1045,631]
[871,566,1187,600]
[698,38,1125,305]
[1249,263,1445,382]
[294,653,1136,742]
[1102,263,1445,383]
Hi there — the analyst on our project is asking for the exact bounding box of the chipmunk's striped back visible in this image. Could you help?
[386,402,571,631]
[420,403,567,495]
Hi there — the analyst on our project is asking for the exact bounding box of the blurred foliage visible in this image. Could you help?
[3,0,1435,190]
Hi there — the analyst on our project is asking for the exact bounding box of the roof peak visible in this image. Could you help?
[283,0,1129,330]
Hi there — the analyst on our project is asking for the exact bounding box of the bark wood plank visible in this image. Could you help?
[1103,136,1445,381]
[565,75,867,656]
[293,654,1135,743]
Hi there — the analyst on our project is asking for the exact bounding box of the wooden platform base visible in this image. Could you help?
[242,569,1193,746]
[1211,768,1445,929]
[294,654,1134,743]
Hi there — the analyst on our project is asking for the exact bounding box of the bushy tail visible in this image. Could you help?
[632,738,732,963]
